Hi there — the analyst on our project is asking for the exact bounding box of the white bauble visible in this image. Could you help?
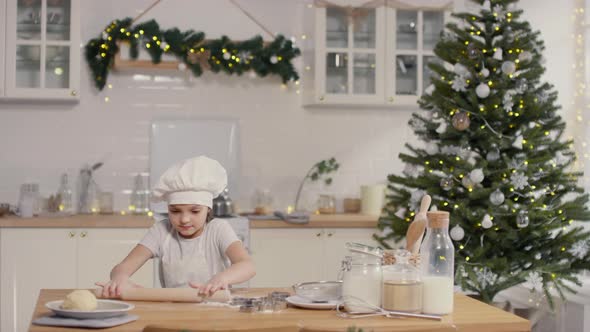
[476,83,491,98]
[470,168,485,183]
[493,48,503,60]
[223,52,231,60]
[270,55,278,64]
[482,214,493,229]
[501,61,516,75]
[519,51,533,62]
[490,189,505,206]
[480,68,490,77]
[450,225,465,241]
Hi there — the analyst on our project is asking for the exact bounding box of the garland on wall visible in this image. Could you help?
[85,18,301,90]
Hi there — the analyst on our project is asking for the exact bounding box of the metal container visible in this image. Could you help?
[212,188,234,217]
[292,281,342,302]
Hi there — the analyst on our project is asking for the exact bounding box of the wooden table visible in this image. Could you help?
[29,289,530,332]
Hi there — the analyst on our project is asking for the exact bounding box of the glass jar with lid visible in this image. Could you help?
[341,242,383,313]
[382,249,422,313]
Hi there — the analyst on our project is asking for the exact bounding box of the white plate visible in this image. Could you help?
[286,295,339,310]
[45,300,134,319]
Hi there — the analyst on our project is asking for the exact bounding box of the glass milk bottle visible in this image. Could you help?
[341,243,383,313]
[382,249,422,313]
[420,211,455,315]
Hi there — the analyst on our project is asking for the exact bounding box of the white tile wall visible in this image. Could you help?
[0,0,578,215]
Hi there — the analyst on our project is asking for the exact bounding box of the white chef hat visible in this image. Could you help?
[152,156,227,208]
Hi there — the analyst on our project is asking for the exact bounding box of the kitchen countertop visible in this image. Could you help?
[29,288,530,332]
[0,214,379,228]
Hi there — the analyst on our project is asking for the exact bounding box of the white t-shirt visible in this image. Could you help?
[139,218,240,286]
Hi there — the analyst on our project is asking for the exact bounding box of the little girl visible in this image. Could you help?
[96,156,255,297]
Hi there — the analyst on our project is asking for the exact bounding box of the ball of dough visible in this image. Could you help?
[61,290,98,311]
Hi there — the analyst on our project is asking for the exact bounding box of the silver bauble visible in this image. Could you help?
[490,189,505,206]
[487,147,501,162]
[450,225,465,241]
[501,61,516,75]
[476,83,491,98]
[517,210,530,228]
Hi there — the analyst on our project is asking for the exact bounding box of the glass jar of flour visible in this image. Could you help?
[341,243,383,313]
[381,249,422,313]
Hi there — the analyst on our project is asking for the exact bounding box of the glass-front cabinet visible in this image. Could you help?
[306,4,447,107]
[314,7,385,105]
[2,0,80,100]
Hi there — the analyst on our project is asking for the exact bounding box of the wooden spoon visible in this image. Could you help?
[405,194,431,255]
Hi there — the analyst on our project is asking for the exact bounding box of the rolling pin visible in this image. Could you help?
[94,287,230,303]
[405,194,431,255]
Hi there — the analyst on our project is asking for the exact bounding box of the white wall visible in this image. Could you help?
[0,0,577,215]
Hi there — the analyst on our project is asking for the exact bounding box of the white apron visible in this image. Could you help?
[161,229,212,288]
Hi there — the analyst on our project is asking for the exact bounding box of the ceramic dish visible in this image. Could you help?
[45,300,134,319]
[286,295,338,310]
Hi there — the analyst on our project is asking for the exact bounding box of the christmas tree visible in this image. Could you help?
[377,0,590,305]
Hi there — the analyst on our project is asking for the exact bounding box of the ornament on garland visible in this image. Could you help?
[516,210,530,228]
[85,18,301,90]
[490,189,505,206]
[476,83,491,98]
[482,214,493,229]
[450,224,465,241]
[452,112,470,131]
[452,76,469,92]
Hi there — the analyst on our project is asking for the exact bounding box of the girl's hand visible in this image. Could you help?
[189,274,229,297]
[95,279,142,298]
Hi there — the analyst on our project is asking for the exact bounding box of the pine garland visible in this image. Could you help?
[85,18,301,90]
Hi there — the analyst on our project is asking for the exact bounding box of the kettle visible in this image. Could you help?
[212,188,234,217]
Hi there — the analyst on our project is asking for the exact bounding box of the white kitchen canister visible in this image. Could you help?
[341,255,382,313]
[360,184,386,216]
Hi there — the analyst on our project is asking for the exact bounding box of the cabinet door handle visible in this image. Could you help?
[68,231,76,238]
[80,231,87,238]
[388,96,394,103]
[316,232,322,237]
[327,232,333,237]
[70,90,77,96]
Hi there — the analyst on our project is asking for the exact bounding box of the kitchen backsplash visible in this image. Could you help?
[0,0,579,215]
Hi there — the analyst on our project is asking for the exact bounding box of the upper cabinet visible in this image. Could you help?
[1,0,80,101]
[302,2,449,108]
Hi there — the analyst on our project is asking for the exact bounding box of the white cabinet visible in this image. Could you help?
[1,0,80,101]
[0,228,153,332]
[249,228,380,287]
[303,3,448,107]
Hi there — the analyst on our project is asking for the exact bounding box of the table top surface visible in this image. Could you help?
[29,288,530,332]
